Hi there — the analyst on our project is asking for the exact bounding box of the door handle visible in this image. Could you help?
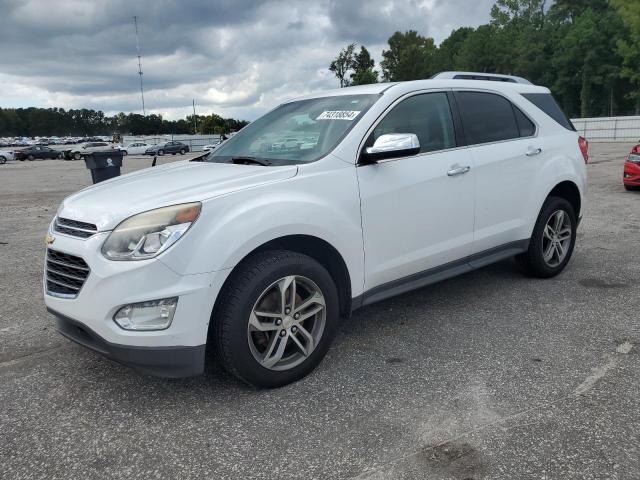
[526,147,542,156]
[447,165,471,177]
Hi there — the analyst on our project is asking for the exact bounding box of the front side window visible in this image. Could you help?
[455,91,520,145]
[368,92,456,154]
[206,94,380,165]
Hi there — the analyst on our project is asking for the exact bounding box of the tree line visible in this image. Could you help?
[329,0,640,118]
[0,107,249,137]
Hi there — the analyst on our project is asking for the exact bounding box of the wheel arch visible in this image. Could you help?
[212,234,353,321]
[547,180,581,218]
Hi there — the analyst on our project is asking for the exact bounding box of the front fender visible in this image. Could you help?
[158,158,365,297]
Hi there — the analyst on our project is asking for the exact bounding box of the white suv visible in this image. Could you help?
[44,73,588,387]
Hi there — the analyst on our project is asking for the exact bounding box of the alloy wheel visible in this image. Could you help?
[247,275,326,371]
[542,210,572,267]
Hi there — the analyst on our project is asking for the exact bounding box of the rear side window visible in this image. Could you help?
[521,93,575,131]
[455,92,519,145]
[514,107,536,137]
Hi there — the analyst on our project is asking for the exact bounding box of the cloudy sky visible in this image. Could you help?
[0,0,494,121]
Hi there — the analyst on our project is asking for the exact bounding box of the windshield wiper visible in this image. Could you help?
[230,156,271,166]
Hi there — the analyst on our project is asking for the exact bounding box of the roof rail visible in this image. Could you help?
[431,71,532,85]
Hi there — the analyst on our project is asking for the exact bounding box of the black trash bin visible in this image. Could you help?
[84,150,123,184]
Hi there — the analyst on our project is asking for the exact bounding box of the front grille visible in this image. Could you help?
[46,249,90,298]
[54,217,98,239]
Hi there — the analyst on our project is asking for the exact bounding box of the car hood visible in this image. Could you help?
[58,160,298,230]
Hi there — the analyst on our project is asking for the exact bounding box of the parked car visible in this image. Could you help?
[144,141,190,156]
[45,72,587,388]
[119,142,151,155]
[14,145,62,161]
[624,141,640,191]
[0,149,14,164]
[64,142,112,160]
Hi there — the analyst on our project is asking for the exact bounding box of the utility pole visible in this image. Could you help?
[192,99,197,134]
[133,16,146,116]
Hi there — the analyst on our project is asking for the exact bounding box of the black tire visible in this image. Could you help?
[157,149,164,156]
[180,149,186,155]
[212,250,339,388]
[0,156,6,164]
[56,153,63,159]
[515,196,577,278]
[73,152,82,160]
[121,150,128,156]
[624,184,639,191]
[27,154,34,161]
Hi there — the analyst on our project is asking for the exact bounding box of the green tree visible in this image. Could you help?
[329,43,356,88]
[350,46,378,85]
[380,30,437,81]
[612,0,640,113]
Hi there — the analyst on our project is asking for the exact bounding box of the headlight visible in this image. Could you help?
[101,202,201,261]
[628,153,640,164]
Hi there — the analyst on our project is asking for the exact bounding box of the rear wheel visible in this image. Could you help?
[516,196,576,278]
[158,149,164,156]
[0,156,6,164]
[180,148,186,155]
[624,184,639,191]
[73,152,82,160]
[27,154,34,161]
[121,150,128,156]
[213,250,339,388]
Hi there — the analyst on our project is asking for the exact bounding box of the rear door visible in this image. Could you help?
[453,90,542,254]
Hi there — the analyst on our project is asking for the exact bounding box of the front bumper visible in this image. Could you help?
[623,161,640,186]
[43,230,230,377]
[51,309,206,377]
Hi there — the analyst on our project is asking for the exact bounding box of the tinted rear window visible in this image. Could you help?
[521,93,575,131]
[514,107,536,137]
[455,92,520,145]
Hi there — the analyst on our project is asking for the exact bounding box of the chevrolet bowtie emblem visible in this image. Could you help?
[45,234,55,245]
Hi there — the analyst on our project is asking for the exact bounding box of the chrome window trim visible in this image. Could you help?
[357,87,540,165]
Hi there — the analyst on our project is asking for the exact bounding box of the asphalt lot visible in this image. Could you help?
[0,145,639,479]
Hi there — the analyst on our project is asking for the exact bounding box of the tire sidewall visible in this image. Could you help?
[219,252,339,388]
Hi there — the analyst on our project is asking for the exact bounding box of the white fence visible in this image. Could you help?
[122,134,223,152]
[571,115,640,142]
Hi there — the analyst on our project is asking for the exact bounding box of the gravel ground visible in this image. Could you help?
[0,145,639,480]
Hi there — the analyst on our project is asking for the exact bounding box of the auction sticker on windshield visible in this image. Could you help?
[316,110,361,120]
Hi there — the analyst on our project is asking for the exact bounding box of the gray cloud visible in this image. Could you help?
[0,0,493,120]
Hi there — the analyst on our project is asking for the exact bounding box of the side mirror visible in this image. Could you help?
[363,133,420,162]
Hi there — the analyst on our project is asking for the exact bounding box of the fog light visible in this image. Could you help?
[113,297,178,331]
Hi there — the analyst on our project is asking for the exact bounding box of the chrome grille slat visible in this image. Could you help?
[46,257,90,272]
[45,249,90,298]
[53,217,98,239]
[46,266,87,282]
[46,276,81,292]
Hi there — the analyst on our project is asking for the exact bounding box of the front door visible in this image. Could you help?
[357,92,475,293]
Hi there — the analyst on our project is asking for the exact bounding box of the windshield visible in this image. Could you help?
[205,94,379,165]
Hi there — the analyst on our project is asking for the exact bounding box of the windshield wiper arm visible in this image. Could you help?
[230,156,271,166]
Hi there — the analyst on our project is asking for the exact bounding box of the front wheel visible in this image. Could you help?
[121,150,128,156]
[624,184,639,191]
[213,250,339,388]
[516,196,577,278]
[73,152,82,160]
[27,154,35,161]
[157,149,164,156]
[0,156,6,164]
[180,149,186,155]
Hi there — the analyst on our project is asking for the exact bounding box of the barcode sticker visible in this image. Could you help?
[316,110,361,121]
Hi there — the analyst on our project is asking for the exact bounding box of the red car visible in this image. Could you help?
[624,142,640,191]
